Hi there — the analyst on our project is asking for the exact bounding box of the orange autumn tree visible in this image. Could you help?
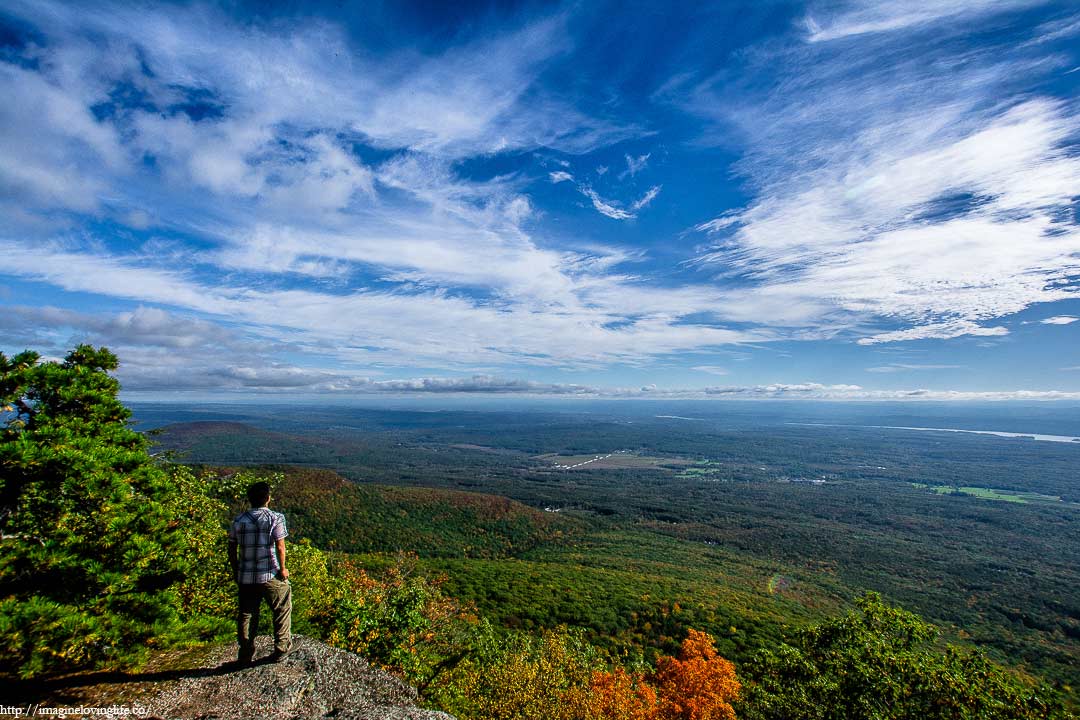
[570,666,660,720]
[654,629,741,720]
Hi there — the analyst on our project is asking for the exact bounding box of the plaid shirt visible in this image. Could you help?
[229,507,288,585]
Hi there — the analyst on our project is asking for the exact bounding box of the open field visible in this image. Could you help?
[536,451,694,470]
[912,482,1068,504]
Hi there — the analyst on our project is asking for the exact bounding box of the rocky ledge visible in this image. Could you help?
[17,635,454,720]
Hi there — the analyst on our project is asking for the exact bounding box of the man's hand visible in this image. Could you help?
[275,537,288,581]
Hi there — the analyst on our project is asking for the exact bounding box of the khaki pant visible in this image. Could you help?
[237,577,292,659]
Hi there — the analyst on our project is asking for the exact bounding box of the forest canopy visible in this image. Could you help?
[0,347,1071,719]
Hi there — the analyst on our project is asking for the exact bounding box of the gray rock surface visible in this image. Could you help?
[141,635,454,720]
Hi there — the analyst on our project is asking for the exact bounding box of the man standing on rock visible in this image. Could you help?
[228,480,292,664]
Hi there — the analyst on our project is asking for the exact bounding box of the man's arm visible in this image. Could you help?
[275,538,289,580]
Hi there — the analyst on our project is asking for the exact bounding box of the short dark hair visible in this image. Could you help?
[247,481,272,507]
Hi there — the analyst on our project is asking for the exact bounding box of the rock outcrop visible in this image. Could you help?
[20,636,455,720]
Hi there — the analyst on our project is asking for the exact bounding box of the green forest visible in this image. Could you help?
[1,347,1076,719]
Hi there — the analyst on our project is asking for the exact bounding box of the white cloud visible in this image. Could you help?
[116,364,1080,400]
[0,238,762,369]
[0,305,251,353]
[266,135,376,211]
[342,375,594,394]
[691,365,728,376]
[0,0,646,241]
[5,302,1071,397]
[0,1,689,382]
[42,2,638,159]
[857,322,1010,346]
[690,384,1080,401]
[688,13,1080,345]
[0,242,232,314]
[865,363,965,373]
[704,382,863,397]
[1027,14,1080,46]
[804,0,1043,43]
[631,185,662,211]
[0,304,324,392]
[622,152,650,177]
[576,184,662,221]
[694,214,740,233]
[3,0,1076,390]
[1040,316,1078,325]
[0,62,126,215]
[582,188,635,220]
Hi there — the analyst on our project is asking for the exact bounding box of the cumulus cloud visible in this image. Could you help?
[0,305,333,392]
[1,304,259,357]
[0,62,125,216]
[1040,316,1078,325]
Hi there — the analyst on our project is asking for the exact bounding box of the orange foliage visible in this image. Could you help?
[653,629,740,720]
[577,667,660,720]
[433,626,741,720]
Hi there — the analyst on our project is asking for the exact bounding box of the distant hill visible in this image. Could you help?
[152,421,346,466]
[269,466,581,558]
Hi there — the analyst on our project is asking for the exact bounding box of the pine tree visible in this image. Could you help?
[0,346,185,677]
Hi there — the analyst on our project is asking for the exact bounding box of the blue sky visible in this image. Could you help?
[2,0,1080,400]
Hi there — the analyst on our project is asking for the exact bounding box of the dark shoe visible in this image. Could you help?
[235,645,255,666]
[225,655,253,670]
[269,642,292,663]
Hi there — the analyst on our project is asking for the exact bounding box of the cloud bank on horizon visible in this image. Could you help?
[1,0,1078,398]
